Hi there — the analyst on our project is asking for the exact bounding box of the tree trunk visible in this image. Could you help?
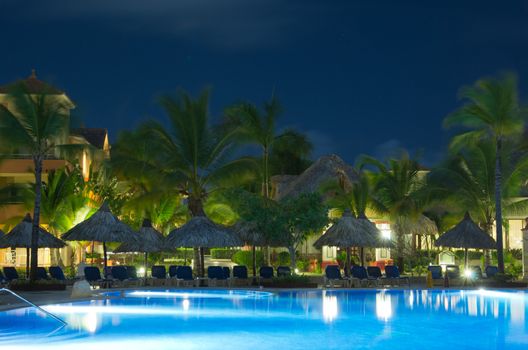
[26,247,30,278]
[188,195,205,276]
[29,156,43,283]
[495,137,505,273]
[288,245,296,270]
[394,223,405,273]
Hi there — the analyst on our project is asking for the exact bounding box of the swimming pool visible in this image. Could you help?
[0,289,526,349]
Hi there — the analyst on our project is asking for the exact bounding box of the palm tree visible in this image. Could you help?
[23,166,92,266]
[428,139,528,265]
[444,73,526,272]
[361,153,427,272]
[113,89,255,273]
[269,128,313,176]
[0,86,71,282]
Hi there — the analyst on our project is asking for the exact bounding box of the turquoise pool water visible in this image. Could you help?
[0,289,526,349]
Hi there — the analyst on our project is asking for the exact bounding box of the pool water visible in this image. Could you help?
[0,289,527,349]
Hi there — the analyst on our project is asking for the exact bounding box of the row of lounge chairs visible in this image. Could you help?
[324,265,410,288]
[0,266,67,285]
[427,265,499,282]
[84,265,293,288]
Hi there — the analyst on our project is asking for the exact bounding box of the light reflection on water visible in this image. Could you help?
[0,289,526,350]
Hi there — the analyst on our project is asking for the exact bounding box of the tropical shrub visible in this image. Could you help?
[232,250,264,268]
[211,248,240,259]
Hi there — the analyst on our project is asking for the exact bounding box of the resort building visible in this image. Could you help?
[0,70,110,269]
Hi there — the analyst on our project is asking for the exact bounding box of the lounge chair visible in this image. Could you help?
[367,266,386,286]
[49,266,74,285]
[485,266,499,278]
[150,265,167,286]
[84,266,112,288]
[384,265,410,287]
[259,266,274,284]
[111,266,139,287]
[323,265,349,288]
[469,266,483,280]
[222,267,231,279]
[0,269,6,286]
[277,266,292,277]
[174,266,195,287]
[124,266,140,282]
[36,267,49,280]
[207,266,228,287]
[427,265,444,285]
[351,266,376,287]
[3,267,20,283]
[231,265,250,286]
[168,265,179,279]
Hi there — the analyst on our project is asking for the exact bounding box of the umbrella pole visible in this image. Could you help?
[26,247,30,279]
[345,247,351,277]
[144,252,148,286]
[360,247,365,267]
[252,246,257,277]
[200,247,205,277]
[465,248,468,271]
[103,241,108,278]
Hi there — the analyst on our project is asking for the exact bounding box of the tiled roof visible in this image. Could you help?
[0,69,64,95]
[71,128,108,149]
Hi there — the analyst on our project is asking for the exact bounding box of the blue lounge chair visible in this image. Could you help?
[445,265,461,280]
[385,265,410,287]
[222,266,230,279]
[367,266,384,285]
[3,267,20,283]
[49,266,66,281]
[259,266,274,283]
[485,266,499,278]
[208,266,228,286]
[174,265,195,287]
[277,266,292,277]
[36,267,49,280]
[351,266,376,287]
[151,265,167,286]
[111,266,138,287]
[168,265,179,278]
[232,265,250,286]
[467,266,482,280]
[324,265,348,288]
[125,266,139,280]
[427,265,443,280]
[84,266,112,288]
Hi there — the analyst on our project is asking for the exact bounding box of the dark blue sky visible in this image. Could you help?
[1,0,527,165]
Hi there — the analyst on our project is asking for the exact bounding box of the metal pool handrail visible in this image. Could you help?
[0,288,67,326]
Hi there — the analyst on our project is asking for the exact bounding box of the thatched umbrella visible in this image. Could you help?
[114,218,166,283]
[313,210,389,276]
[435,212,496,269]
[275,154,358,200]
[62,202,138,277]
[232,220,268,277]
[0,213,65,274]
[166,216,242,277]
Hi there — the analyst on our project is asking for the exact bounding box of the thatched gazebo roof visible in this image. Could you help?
[397,215,438,236]
[62,202,137,243]
[275,154,358,200]
[313,210,389,248]
[166,216,242,248]
[435,212,496,249]
[232,221,266,246]
[114,219,167,253]
[0,213,65,248]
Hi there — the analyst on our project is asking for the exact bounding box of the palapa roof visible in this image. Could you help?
[62,202,137,243]
[114,219,167,253]
[70,128,108,149]
[0,70,64,95]
[166,216,242,248]
[313,210,390,248]
[435,212,496,249]
[396,215,438,236]
[0,214,65,248]
[275,154,358,200]
[232,221,266,246]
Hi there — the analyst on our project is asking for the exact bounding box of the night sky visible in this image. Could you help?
[1,1,528,166]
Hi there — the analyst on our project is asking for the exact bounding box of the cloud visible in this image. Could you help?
[9,0,311,50]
